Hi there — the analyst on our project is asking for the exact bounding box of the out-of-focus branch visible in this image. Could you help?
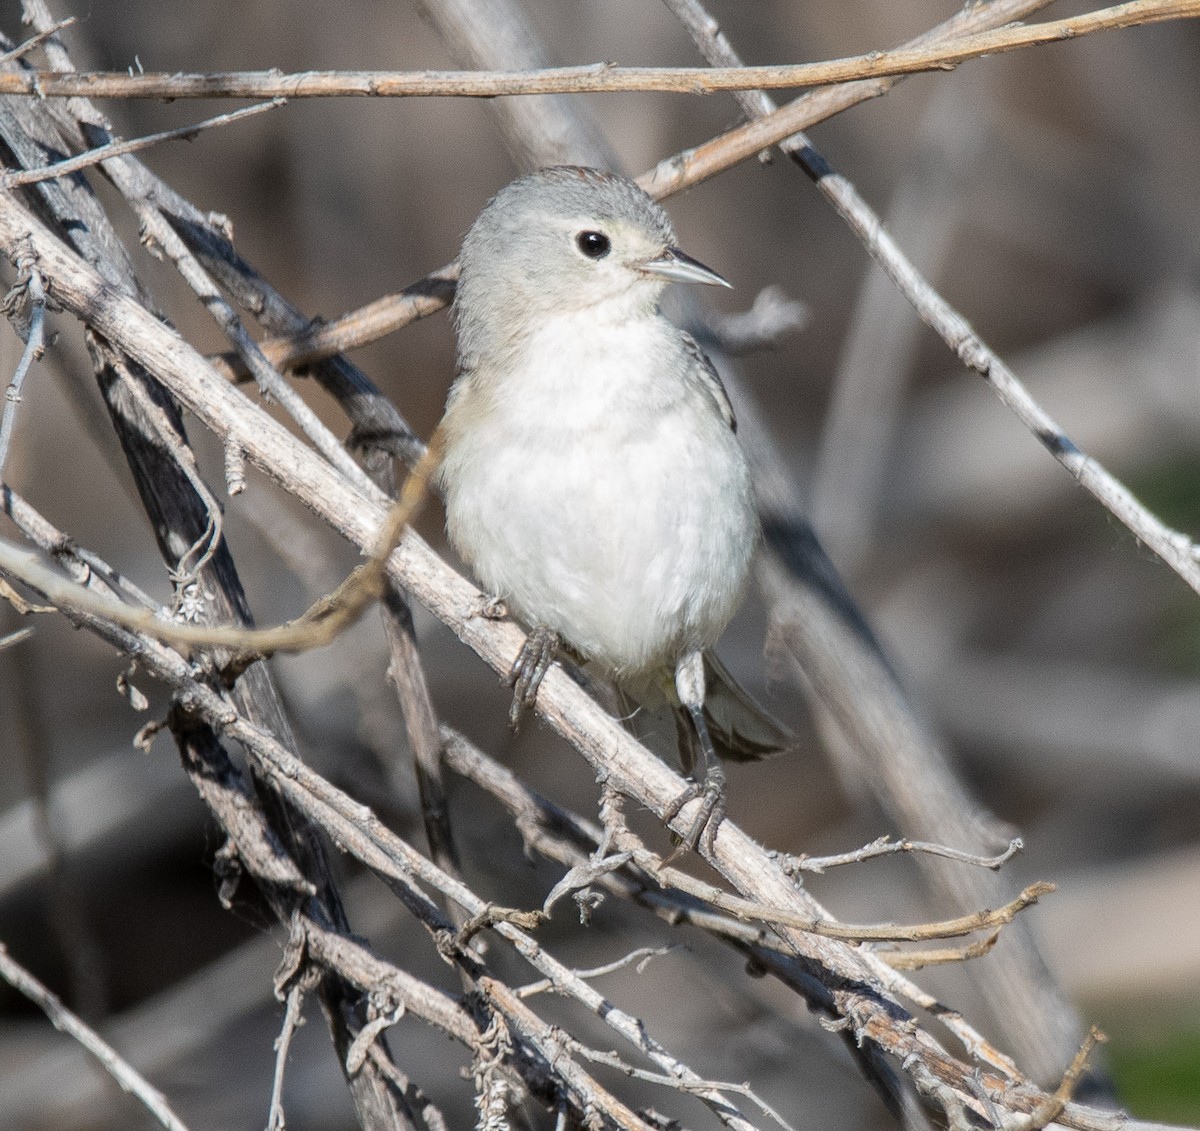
[0,944,193,1131]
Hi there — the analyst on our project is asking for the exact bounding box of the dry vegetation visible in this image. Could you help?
[1,1,1199,1129]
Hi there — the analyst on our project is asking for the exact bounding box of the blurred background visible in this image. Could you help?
[1,0,1199,1127]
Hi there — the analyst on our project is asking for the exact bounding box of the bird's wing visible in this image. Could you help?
[680,332,737,433]
[700,651,793,762]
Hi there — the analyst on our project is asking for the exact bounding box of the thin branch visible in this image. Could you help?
[639,851,1051,942]
[0,14,74,64]
[0,624,34,649]
[0,252,46,477]
[517,946,679,999]
[782,835,1023,875]
[877,933,1000,971]
[0,943,193,1131]
[0,433,442,657]
[266,976,311,1131]
[1004,1028,1107,1131]
[570,1040,798,1131]
[105,352,224,588]
[210,266,459,381]
[1,99,284,187]
[0,2,1195,99]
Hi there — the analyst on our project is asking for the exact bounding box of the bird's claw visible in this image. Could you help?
[661,762,727,858]
[479,595,508,620]
[505,625,560,730]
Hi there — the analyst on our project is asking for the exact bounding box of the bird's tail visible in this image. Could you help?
[614,652,791,775]
[665,652,792,775]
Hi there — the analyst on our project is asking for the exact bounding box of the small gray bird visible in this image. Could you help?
[438,166,786,851]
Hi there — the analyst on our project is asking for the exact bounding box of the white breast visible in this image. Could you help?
[440,307,756,677]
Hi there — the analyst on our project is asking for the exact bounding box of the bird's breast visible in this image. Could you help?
[440,315,756,674]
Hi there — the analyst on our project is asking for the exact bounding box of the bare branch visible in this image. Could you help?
[591,814,1052,941]
[0,624,34,648]
[0,943,193,1131]
[1,99,284,187]
[210,265,459,381]
[0,434,442,657]
[516,946,679,999]
[265,975,312,1131]
[0,250,46,476]
[783,835,1024,875]
[0,14,74,63]
[0,2,1195,100]
[1004,1028,1108,1131]
[877,933,999,971]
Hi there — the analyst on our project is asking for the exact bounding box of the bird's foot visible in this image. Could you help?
[661,685,727,859]
[479,595,508,620]
[505,625,561,729]
[661,761,727,859]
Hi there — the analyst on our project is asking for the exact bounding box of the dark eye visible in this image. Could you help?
[576,230,611,259]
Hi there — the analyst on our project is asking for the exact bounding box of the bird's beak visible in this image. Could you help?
[638,247,732,288]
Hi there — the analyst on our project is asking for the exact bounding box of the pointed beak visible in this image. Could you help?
[637,246,732,288]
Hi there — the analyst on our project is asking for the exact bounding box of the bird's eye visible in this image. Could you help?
[576,230,611,259]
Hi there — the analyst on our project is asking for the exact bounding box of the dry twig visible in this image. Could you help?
[0,248,45,475]
[782,835,1023,875]
[0,99,283,187]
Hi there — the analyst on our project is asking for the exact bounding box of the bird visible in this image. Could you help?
[436,165,787,852]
